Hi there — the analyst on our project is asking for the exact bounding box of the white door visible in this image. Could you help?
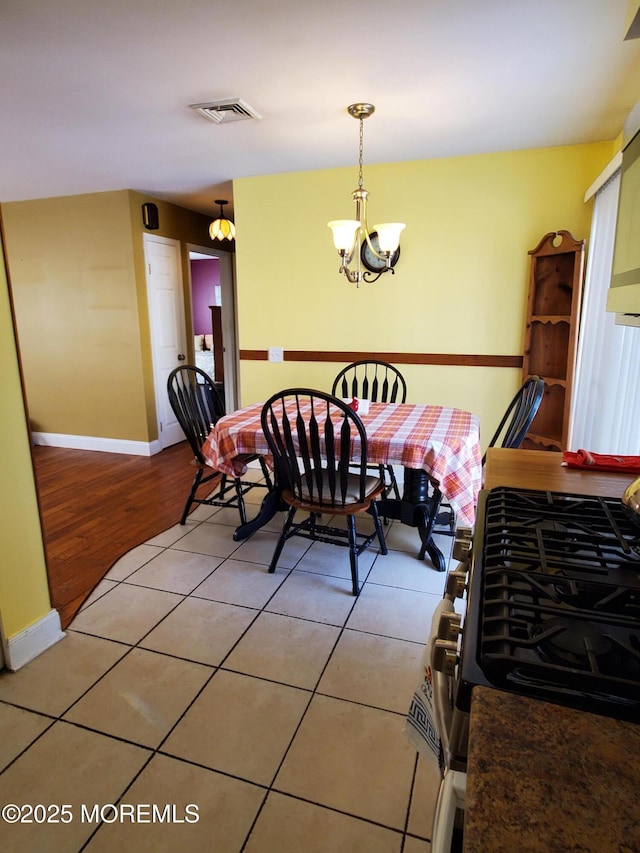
[144,234,188,449]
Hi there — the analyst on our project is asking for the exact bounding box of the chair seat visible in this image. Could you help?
[283,471,385,513]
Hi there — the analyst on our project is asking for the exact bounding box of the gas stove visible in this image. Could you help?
[456,487,640,723]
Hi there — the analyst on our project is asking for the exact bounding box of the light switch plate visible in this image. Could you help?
[268,346,284,362]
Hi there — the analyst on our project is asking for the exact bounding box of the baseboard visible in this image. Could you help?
[3,609,65,671]
[32,432,162,456]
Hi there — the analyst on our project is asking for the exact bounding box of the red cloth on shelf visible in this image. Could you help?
[562,449,640,473]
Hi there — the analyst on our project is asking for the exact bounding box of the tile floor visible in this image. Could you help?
[0,469,457,853]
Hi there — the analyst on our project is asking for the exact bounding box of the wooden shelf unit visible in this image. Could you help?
[522,230,585,452]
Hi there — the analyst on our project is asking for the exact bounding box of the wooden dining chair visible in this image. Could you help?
[167,365,271,525]
[260,388,388,595]
[481,375,545,465]
[436,375,545,534]
[332,360,407,500]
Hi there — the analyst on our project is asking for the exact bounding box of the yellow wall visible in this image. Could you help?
[2,191,213,443]
[234,142,614,445]
[0,222,52,641]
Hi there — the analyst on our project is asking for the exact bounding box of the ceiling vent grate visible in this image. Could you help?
[188,98,262,124]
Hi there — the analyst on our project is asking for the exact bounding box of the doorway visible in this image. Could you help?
[143,233,189,450]
[187,244,238,413]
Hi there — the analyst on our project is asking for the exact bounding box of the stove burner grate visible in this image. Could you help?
[530,616,614,666]
[458,487,640,721]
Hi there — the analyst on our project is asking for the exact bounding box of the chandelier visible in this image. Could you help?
[328,104,405,286]
[209,199,236,241]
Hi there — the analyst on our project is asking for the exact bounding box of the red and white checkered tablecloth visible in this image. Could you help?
[202,401,482,527]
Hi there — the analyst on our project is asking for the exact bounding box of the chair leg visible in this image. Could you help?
[346,515,360,596]
[386,464,401,501]
[269,506,296,573]
[180,468,204,525]
[258,456,273,490]
[234,478,248,525]
[370,501,388,555]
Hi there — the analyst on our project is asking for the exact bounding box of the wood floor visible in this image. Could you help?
[32,441,211,629]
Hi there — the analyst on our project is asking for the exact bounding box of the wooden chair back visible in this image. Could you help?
[482,375,545,465]
[332,360,407,404]
[167,365,225,463]
[261,388,373,510]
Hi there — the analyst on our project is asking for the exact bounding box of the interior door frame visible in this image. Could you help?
[143,233,188,450]
[187,244,239,413]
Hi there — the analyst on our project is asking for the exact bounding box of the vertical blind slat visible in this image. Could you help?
[570,171,640,455]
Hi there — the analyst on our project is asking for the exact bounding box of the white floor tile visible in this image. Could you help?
[246,792,403,852]
[192,557,288,608]
[84,753,265,852]
[163,670,309,786]
[63,647,211,748]
[346,584,437,644]
[12,496,444,851]
[140,596,257,665]
[105,543,165,581]
[317,628,423,713]
[223,610,340,689]
[0,721,149,853]
[69,584,182,645]
[0,632,128,717]
[125,548,222,595]
[265,570,358,626]
[274,694,416,830]
[366,548,449,595]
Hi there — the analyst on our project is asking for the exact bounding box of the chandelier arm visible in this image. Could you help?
[362,267,394,284]
[355,189,390,264]
[340,265,361,285]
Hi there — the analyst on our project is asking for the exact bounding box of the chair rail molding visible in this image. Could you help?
[240,350,523,368]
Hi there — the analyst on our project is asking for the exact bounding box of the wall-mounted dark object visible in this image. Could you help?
[142,202,159,230]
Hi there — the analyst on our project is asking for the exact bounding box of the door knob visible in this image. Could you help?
[177,353,186,361]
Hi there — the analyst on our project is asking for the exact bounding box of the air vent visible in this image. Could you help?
[188,98,262,124]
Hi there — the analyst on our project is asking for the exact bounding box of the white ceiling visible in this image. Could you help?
[2,0,640,220]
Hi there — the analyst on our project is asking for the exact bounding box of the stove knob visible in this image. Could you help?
[432,639,458,676]
[438,611,461,641]
[452,528,473,562]
[445,570,467,598]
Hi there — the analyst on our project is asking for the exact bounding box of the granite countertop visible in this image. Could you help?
[464,686,640,852]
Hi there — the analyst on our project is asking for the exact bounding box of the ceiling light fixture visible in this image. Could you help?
[328,104,405,286]
[209,199,236,242]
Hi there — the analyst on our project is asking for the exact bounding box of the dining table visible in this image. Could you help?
[201,400,482,571]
